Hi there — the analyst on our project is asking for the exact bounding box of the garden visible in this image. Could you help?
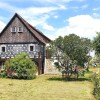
[0,33,100,100]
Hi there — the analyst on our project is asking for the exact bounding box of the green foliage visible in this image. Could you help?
[63,34,92,67]
[90,57,100,67]
[50,34,92,78]
[5,53,37,79]
[54,54,78,78]
[0,71,7,78]
[78,69,85,77]
[93,32,100,57]
[0,64,7,78]
[91,72,100,100]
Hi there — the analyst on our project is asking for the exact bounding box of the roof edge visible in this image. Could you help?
[0,13,52,43]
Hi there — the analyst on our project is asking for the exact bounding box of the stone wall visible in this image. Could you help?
[45,59,61,75]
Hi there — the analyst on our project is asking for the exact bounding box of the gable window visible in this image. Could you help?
[0,45,6,52]
[18,26,23,32]
[11,26,16,32]
[29,44,35,52]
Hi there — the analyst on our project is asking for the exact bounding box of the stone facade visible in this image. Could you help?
[45,59,61,75]
[0,43,44,58]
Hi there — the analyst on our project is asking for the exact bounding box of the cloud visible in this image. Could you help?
[0,2,18,12]
[34,0,85,4]
[54,15,58,19]
[0,1,67,16]
[69,4,88,11]
[26,14,50,27]
[81,4,88,9]
[43,23,55,31]
[92,13,100,18]
[0,1,67,28]
[17,6,66,16]
[15,4,67,30]
[0,20,6,32]
[93,7,100,11]
[52,15,100,40]
[32,0,69,6]
[16,6,61,28]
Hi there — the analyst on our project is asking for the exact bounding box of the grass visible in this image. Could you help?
[80,67,100,79]
[0,75,95,100]
[90,67,100,73]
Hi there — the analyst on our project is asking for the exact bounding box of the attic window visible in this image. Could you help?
[18,26,23,32]
[11,26,16,32]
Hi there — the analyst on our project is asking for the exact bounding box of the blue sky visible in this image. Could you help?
[0,0,100,40]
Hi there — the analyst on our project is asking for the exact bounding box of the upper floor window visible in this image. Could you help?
[29,44,35,52]
[0,45,6,52]
[2,47,5,52]
[18,26,23,32]
[11,26,16,33]
[30,46,34,51]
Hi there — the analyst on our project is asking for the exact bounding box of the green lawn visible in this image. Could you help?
[0,75,95,100]
[90,67,100,73]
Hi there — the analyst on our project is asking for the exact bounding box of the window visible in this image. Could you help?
[2,47,5,52]
[30,46,34,51]
[29,44,35,52]
[11,26,16,32]
[0,45,6,52]
[18,26,23,32]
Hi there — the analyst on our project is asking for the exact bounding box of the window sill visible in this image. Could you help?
[18,31,23,33]
[11,31,16,33]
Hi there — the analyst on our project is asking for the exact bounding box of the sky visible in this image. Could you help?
[0,0,100,40]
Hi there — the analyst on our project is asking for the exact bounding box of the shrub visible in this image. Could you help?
[91,72,100,100]
[0,64,7,78]
[5,53,37,79]
[78,69,85,77]
[0,71,7,78]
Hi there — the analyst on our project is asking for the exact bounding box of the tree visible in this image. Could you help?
[5,53,37,79]
[64,34,92,67]
[93,32,100,57]
[93,32,100,67]
[50,34,92,78]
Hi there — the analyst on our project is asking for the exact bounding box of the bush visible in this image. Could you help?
[91,72,100,100]
[5,53,37,79]
[0,64,7,78]
[0,71,7,78]
[78,69,85,77]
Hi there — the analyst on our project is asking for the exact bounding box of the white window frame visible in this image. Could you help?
[11,26,16,32]
[0,45,6,53]
[18,26,23,32]
[28,44,35,52]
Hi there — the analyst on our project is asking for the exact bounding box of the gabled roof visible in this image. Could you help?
[0,13,51,44]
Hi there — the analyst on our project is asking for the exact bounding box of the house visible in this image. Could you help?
[0,13,51,75]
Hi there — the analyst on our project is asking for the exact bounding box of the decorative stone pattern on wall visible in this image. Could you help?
[0,43,44,58]
[45,59,61,75]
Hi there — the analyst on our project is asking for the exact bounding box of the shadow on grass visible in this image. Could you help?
[47,77,91,82]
